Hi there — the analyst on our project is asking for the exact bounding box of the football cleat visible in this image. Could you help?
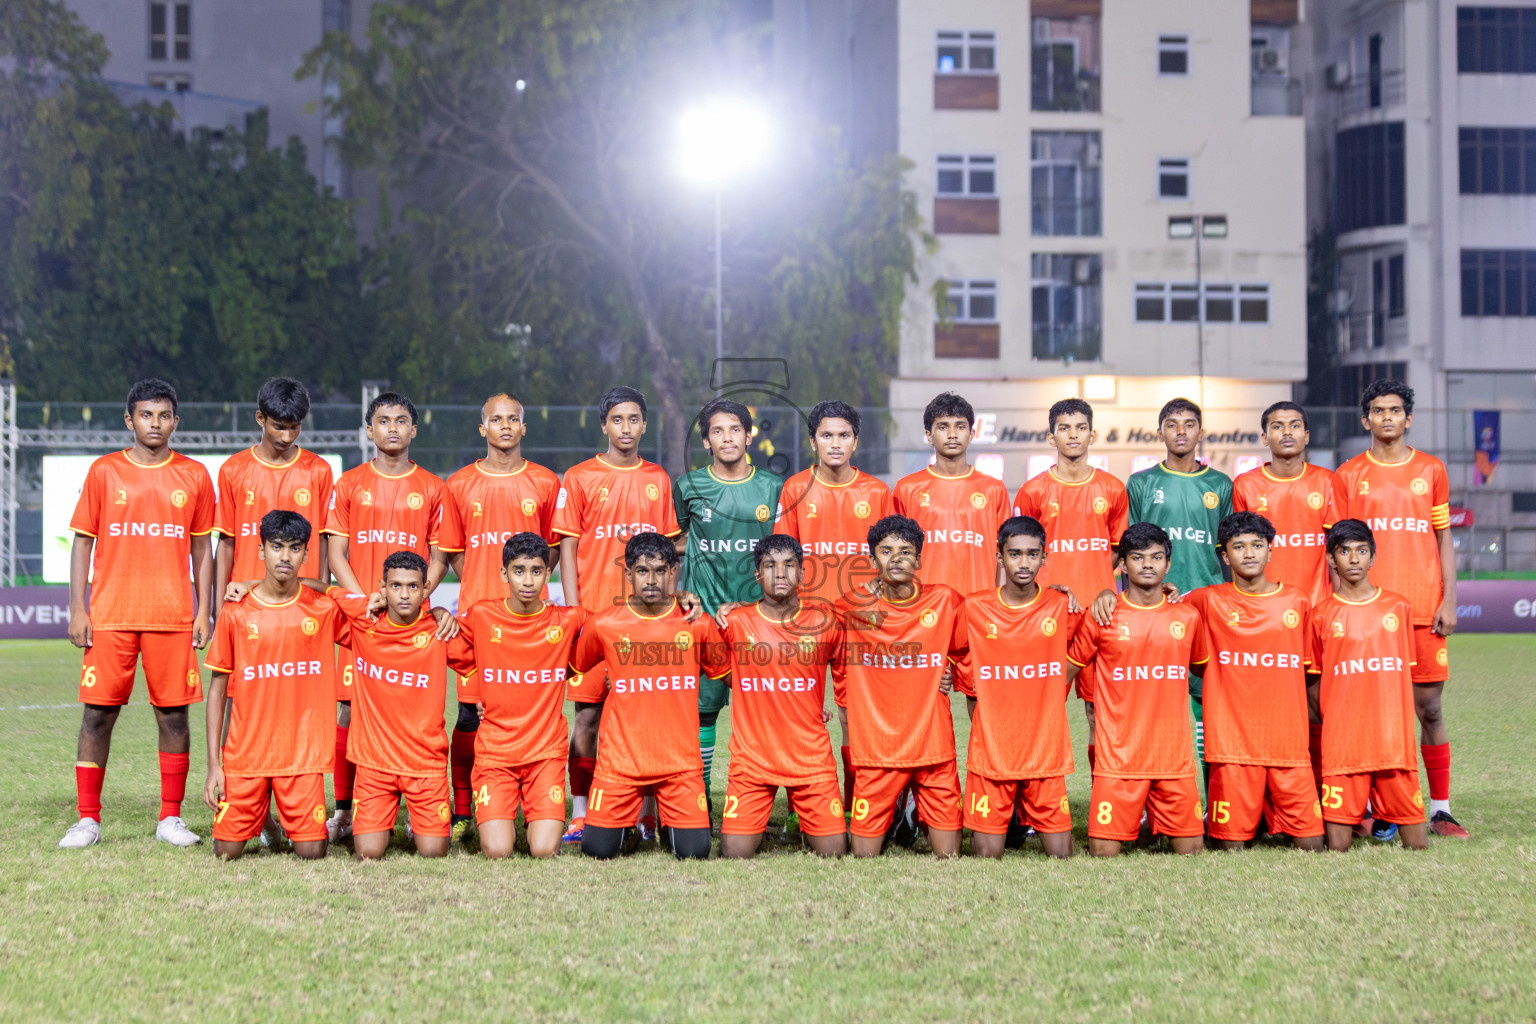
[888,792,920,848]
[326,811,353,842]
[562,816,586,844]
[1429,811,1470,839]
[155,816,202,847]
[638,815,658,843]
[258,813,285,850]
[58,818,101,849]
[1371,819,1398,842]
[450,815,473,844]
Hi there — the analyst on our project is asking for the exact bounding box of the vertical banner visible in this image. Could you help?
[1473,410,1501,485]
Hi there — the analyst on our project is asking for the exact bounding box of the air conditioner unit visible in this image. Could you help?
[1253,48,1283,74]
[1326,61,1351,88]
[1033,19,1052,43]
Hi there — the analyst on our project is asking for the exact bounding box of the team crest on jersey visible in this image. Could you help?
[522,497,536,516]
[1048,500,1061,519]
[1307,491,1324,510]
[245,623,260,641]
[599,486,610,504]
[114,487,128,505]
[437,801,450,822]
[186,670,198,689]
[646,483,660,502]
[1357,479,1369,496]
[1116,623,1131,642]
[1436,647,1448,666]
[920,609,938,627]
[744,633,758,651]
[1093,496,1108,515]
[854,500,872,519]
[674,630,693,650]
[985,622,999,640]
[830,798,844,816]
[471,500,484,518]
[1382,612,1400,633]
[1256,495,1269,513]
[919,492,931,508]
[295,487,312,507]
[798,634,817,654]
[617,634,632,655]
[407,491,425,510]
[1331,620,1345,638]
[244,489,257,507]
[490,626,503,644]
[301,616,320,636]
[545,626,563,644]
[1227,610,1241,626]
[1041,617,1057,637]
[360,489,374,506]
[1170,620,1187,640]
[696,793,708,811]
[806,502,819,519]
[171,489,189,508]
[970,492,987,510]
[756,504,771,522]
[1283,609,1301,629]
[1412,790,1424,809]
[1410,477,1428,496]
[312,805,326,825]
[549,785,564,804]
[413,632,432,648]
[1202,491,1219,510]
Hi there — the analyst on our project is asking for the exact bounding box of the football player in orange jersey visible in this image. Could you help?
[61,379,216,850]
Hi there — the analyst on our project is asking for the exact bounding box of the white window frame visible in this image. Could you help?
[1133,282,1270,324]
[1158,34,1190,76]
[936,30,997,74]
[1158,157,1190,200]
[937,154,997,197]
[148,72,192,93]
[944,279,999,324]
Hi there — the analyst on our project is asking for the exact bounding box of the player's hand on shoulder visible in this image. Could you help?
[223,580,254,603]
[430,607,460,640]
[366,591,388,618]
[677,589,704,622]
[712,600,750,629]
[68,609,93,649]
[1090,589,1118,626]
[1162,582,1184,603]
[1049,584,1082,614]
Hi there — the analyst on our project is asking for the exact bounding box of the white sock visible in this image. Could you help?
[572,795,587,819]
[1429,798,1451,817]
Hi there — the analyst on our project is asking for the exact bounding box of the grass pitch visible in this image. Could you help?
[0,636,1533,1023]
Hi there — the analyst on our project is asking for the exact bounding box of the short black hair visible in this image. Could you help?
[600,386,648,422]
[1217,510,1276,549]
[1260,400,1308,431]
[1360,378,1414,417]
[867,514,923,556]
[258,509,311,545]
[997,515,1047,552]
[922,392,974,432]
[257,377,311,423]
[624,531,678,569]
[1157,397,1202,427]
[753,533,803,569]
[697,398,752,439]
[1326,518,1376,556]
[1117,522,1171,562]
[367,391,417,425]
[126,378,178,417]
[1048,398,1093,431]
[382,550,428,580]
[808,400,860,439]
[501,532,553,568]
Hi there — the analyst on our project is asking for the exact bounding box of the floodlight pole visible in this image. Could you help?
[1,374,15,586]
[714,183,724,396]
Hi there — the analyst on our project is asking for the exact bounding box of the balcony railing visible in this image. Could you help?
[1031,323,1102,362]
[1031,69,1101,112]
[1336,68,1406,119]
[1252,75,1301,116]
[1031,198,1101,237]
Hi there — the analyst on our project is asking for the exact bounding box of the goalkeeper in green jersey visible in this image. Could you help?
[673,398,784,818]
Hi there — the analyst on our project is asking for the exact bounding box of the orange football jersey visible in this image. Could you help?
[456,599,588,767]
[1012,467,1129,605]
[70,450,216,631]
[1333,449,1450,625]
[1187,583,1312,768]
[719,603,839,785]
[1231,463,1337,605]
[1307,589,1418,775]
[204,588,347,776]
[774,467,893,609]
[831,583,962,769]
[571,602,729,783]
[952,587,1080,780]
[323,462,446,592]
[1067,594,1207,779]
[552,455,681,613]
[213,447,334,583]
[893,467,1010,597]
[438,459,561,610]
[332,590,471,777]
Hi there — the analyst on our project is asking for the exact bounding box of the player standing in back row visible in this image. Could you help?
[1333,380,1466,839]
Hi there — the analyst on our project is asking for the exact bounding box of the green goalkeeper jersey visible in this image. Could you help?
[1126,461,1234,596]
[673,464,784,614]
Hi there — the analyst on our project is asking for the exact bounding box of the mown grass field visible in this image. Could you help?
[0,636,1533,1023]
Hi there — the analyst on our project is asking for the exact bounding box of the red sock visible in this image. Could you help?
[1309,722,1325,793]
[569,755,595,800]
[1422,742,1451,802]
[450,729,476,816]
[333,726,354,808]
[76,761,105,822]
[1087,744,1097,775]
[840,745,855,809]
[158,751,189,820]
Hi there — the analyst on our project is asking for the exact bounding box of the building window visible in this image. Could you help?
[1461,250,1536,316]
[1457,7,1536,73]
[1158,157,1190,199]
[1158,34,1190,75]
[937,31,996,73]
[1335,122,1405,232]
[937,155,996,197]
[1134,282,1269,324]
[323,0,352,34]
[1459,127,1536,194]
[149,3,190,61]
[1032,16,1101,112]
[1032,254,1102,361]
[1388,254,1406,317]
[942,280,998,324]
[147,73,192,93]
[1031,132,1100,236]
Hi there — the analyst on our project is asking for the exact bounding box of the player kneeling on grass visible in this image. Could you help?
[204,511,346,861]
[952,516,1082,859]
[716,534,845,859]
[574,533,729,860]
[1066,523,1207,857]
[1186,512,1324,852]
[833,515,964,858]
[456,533,587,859]
[1308,520,1429,853]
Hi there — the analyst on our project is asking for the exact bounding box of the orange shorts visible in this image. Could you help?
[962,773,1071,834]
[1088,775,1204,841]
[352,766,451,837]
[849,761,963,838]
[1320,769,1424,826]
[1412,626,1449,684]
[471,758,566,824]
[1207,763,1322,841]
[335,644,354,702]
[79,630,201,707]
[1075,662,1097,703]
[212,773,328,844]
[587,771,708,830]
[721,772,845,837]
[567,658,607,704]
